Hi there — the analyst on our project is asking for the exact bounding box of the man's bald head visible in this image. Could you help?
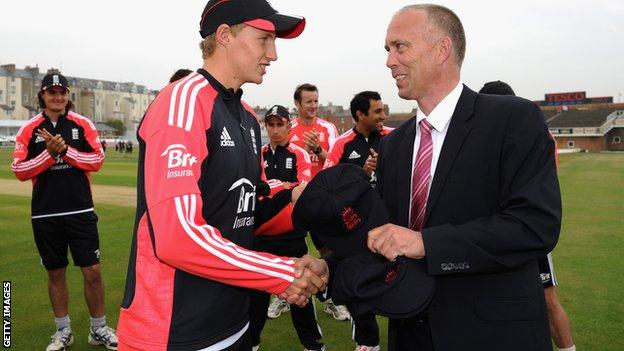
[396,4,466,67]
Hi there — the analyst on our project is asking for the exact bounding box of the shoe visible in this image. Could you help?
[355,345,380,351]
[46,327,74,351]
[323,299,351,321]
[304,346,326,351]
[252,345,260,351]
[267,296,290,319]
[88,325,118,350]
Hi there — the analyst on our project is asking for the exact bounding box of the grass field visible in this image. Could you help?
[1,147,623,350]
[0,148,139,187]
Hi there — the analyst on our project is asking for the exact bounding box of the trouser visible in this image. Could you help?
[388,313,434,351]
[249,237,324,350]
[352,312,380,346]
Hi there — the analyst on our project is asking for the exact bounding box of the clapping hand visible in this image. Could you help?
[302,130,320,152]
[35,128,67,157]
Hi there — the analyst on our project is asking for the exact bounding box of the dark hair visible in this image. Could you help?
[38,90,74,111]
[479,80,515,96]
[293,83,318,103]
[400,4,466,66]
[169,69,193,83]
[350,91,382,122]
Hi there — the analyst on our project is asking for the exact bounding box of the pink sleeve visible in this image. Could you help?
[11,122,55,181]
[323,136,345,169]
[293,145,312,182]
[142,105,295,294]
[62,117,105,172]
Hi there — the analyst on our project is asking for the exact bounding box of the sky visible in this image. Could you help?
[1,0,623,113]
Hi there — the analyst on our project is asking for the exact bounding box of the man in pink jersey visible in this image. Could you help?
[288,84,350,322]
[116,1,328,350]
[290,83,339,179]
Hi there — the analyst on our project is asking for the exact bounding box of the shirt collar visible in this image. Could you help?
[43,110,68,122]
[352,126,379,138]
[270,142,289,152]
[197,68,243,101]
[415,81,463,132]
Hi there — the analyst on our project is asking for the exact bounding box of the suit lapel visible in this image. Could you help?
[397,118,416,227]
[425,86,477,225]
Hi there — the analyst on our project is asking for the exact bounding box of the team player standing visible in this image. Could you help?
[11,73,117,350]
[250,105,325,351]
[116,1,329,350]
[287,84,352,322]
[323,91,393,351]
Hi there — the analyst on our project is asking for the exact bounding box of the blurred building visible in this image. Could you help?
[385,93,624,152]
[0,64,157,139]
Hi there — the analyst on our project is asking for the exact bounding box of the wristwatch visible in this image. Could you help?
[313,146,322,155]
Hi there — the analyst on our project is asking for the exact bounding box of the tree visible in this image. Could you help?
[105,120,126,135]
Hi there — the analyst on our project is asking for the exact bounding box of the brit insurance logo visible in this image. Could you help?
[160,144,198,179]
[229,178,256,229]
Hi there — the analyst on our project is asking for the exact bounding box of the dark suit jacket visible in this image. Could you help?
[377,86,561,350]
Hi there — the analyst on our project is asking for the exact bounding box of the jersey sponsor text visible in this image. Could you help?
[229,178,256,229]
[161,144,197,179]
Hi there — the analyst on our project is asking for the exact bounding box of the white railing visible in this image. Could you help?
[550,110,624,136]
[599,111,624,134]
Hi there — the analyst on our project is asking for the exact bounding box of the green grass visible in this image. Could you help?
[0,147,138,187]
[0,194,134,350]
[550,153,624,350]
[0,193,383,350]
[1,151,622,350]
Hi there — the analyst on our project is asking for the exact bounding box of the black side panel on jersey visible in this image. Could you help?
[168,270,249,350]
[120,131,147,309]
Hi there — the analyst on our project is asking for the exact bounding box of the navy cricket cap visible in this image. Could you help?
[264,104,291,122]
[292,164,389,258]
[41,73,69,92]
[331,253,434,319]
[199,0,306,39]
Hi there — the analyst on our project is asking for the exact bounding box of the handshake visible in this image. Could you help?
[280,255,329,307]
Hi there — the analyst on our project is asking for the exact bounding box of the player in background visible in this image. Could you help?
[288,83,350,322]
[11,72,116,350]
[323,91,393,351]
[250,105,325,351]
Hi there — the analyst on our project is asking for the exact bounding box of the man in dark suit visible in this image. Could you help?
[367,4,562,350]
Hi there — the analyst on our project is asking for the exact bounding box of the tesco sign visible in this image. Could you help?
[545,92,586,104]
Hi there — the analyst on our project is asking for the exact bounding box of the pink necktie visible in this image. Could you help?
[409,119,433,231]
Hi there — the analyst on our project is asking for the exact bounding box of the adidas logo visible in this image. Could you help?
[348,150,361,159]
[290,135,299,142]
[35,136,45,143]
[220,127,235,147]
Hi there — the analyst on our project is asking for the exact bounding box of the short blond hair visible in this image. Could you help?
[199,23,245,59]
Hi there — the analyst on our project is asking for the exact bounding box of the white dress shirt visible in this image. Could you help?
[409,81,464,217]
